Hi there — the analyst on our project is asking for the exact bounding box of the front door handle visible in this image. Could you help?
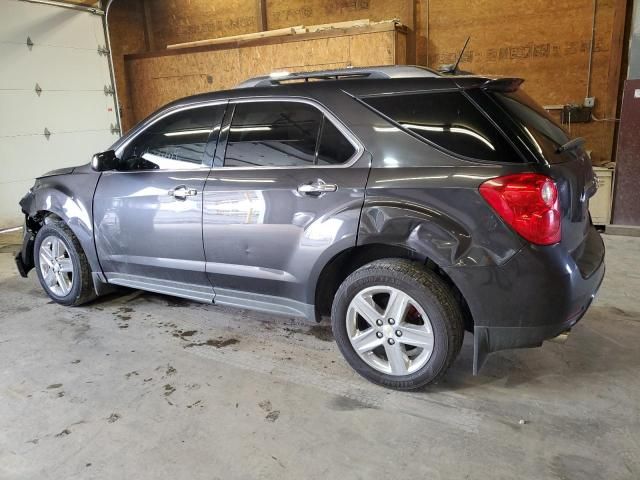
[169,185,198,200]
[297,179,338,196]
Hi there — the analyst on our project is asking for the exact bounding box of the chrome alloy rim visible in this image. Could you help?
[39,236,74,297]
[346,286,434,376]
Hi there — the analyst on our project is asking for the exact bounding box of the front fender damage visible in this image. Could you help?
[15,191,38,277]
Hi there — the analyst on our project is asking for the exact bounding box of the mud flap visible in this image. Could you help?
[473,326,491,375]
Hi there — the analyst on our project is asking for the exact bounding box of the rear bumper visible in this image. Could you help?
[445,225,605,373]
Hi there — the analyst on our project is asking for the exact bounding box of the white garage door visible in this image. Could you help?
[0,0,119,228]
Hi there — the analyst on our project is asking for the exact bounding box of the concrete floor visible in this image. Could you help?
[0,232,638,480]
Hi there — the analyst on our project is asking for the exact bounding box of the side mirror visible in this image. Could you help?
[91,150,118,171]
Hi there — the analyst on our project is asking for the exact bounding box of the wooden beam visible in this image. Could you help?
[59,0,99,6]
[406,0,417,64]
[142,0,156,51]
[167,19,377,51]
[167,26,306,50]
[136,22,404,59]
[606,0,628,119]
[423,0,429,67]
[256,0,267,32]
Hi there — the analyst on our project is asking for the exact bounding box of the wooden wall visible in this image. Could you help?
[421,0,627,165]
[107,0,148,132]
[135,0,412,49]
[124,25,405,127]
[108,0,628,164]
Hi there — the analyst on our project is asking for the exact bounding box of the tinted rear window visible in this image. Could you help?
[362,91,521,162]
[489,90,570,163]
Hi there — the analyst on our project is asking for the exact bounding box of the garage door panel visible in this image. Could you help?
[0,90,114,136]
[1,130,116,184]
[1,179,34,220]
[0,0,104,49]
[0,43,111,91]
[1,0,117,226]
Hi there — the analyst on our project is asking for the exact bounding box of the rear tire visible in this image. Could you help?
[331,259,464,390]
[34,221,96,306]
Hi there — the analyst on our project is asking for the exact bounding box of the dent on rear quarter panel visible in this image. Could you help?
[27,165,102,273]
[359,166,525,268]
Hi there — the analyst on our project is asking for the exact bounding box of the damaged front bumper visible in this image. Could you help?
[14,221,35,278]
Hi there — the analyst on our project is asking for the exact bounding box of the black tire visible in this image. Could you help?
[331,259,464,390]
[33,221,96,306]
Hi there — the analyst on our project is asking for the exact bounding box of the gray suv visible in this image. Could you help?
[15,66,605,390]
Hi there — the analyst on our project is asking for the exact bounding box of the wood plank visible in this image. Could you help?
[129,22,403,60]
[167,25,305,49]
[256,0,268,31]
[167,19,376,50]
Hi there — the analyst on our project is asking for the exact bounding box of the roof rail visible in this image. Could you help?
[235,65,440,88]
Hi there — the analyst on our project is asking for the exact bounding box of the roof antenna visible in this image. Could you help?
[440,36,471,74]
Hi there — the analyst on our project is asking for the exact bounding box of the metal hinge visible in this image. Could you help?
[97,45,110,56]
[104,85,115,96]
[110,123,120,135]
[35,83,42,96]
[26,36,34,51]
[44,128,51,140]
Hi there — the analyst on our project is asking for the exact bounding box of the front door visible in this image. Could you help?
[94,102,226,301]
[202,99,369,317]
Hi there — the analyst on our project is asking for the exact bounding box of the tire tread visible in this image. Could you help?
[331,258,464,390]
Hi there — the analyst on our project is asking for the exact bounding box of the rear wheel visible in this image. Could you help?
[331,259,464,390]
[34,222,95,306]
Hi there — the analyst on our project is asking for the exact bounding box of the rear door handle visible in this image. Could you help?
[297,179,338,195]
[169,185,197,200]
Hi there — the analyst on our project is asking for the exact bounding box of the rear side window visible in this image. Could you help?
[362,91,520,162]
[489,90,570,163]
[224,101,356,167]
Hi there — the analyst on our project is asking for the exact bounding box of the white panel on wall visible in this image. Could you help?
[0,0,118,228]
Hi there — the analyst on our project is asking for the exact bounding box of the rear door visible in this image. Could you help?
[202,98,369,316]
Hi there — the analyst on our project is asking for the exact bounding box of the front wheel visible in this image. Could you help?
[34,221,96,306]
[331,259,464,390]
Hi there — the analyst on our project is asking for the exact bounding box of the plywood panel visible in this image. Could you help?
[136,0,411,49]
[420,0,623,164]
[147,0,259,49]
[108,0,626,163]
[107,0,148,131]
[266,0,411,30]
[124,28,404,125]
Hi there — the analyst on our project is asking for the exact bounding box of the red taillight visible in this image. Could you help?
[479,173,561,245]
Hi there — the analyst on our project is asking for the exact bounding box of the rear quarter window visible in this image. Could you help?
[362,91,522,163]
[488,90,571,164]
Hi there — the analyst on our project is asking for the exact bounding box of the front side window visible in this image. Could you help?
[119,104,225,170]
[317,120,356,165]
[362,91,520,163]
[224,101,356,167]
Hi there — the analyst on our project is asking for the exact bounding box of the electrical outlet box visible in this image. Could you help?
[584,97,595,108]
[561,104,592,124]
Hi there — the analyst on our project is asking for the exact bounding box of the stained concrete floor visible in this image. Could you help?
[0,231,638,480]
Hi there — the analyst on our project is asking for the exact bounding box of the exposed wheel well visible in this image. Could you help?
[25,211,62,233]
[314,244,474,331]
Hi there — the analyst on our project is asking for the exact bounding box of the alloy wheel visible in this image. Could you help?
[346,285,434,376]
[39,236,74,297]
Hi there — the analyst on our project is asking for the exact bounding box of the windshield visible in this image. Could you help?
[489,90,571,162]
